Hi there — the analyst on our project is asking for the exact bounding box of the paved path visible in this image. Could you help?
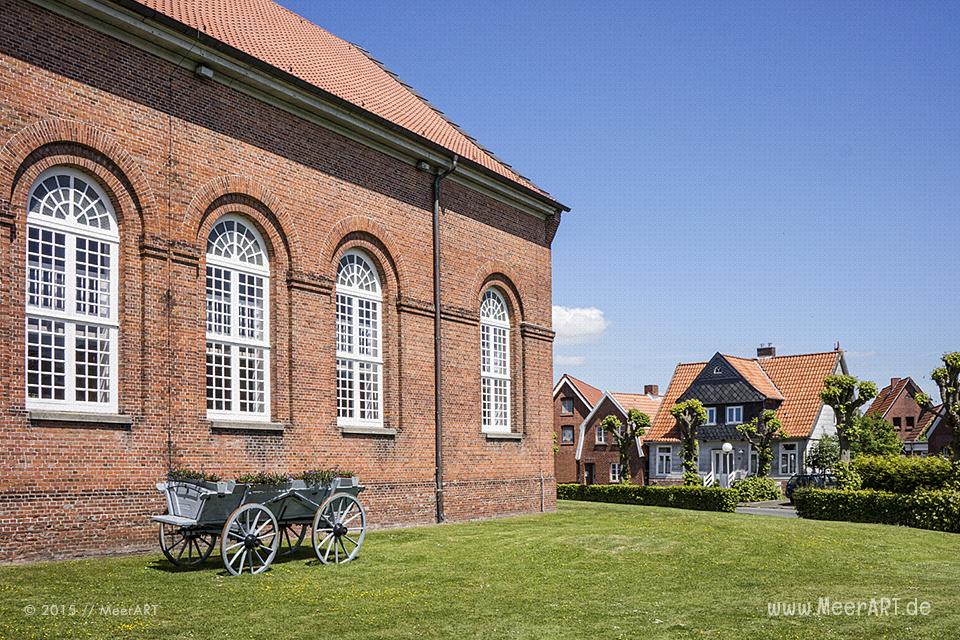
[735,500,797,518]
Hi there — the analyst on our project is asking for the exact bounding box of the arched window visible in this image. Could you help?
[480,288,510,432]
[336,250,382,427]
[25,169,119,412]
[205,216,270,420]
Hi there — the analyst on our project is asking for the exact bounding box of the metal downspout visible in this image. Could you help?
[429,156,457,523]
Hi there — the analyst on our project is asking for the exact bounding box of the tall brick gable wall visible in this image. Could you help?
[0,0,558,561]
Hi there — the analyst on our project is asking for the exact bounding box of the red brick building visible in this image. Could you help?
[866,377,948,456]
[0,0,568,560]
[553,374,662,485]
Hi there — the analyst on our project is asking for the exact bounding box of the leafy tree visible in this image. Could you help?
[805,435,840,475]
[820,375,878,462]
[849,414,903,458]
[670,399,707,486]
[736,410,786,477]
[917,352,960,461]
[601,409,651,484]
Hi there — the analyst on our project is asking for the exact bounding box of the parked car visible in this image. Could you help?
[785,473,837,501]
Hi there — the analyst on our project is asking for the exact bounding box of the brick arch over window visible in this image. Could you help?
[1,119,155,233]
[195,197,292,273]
[183,175,300,270]
[323,216,406,298]
[474,266,525,322]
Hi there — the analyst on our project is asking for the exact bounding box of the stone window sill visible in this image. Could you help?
[29,410,132,427]
[339,424,397,436]
[484,431,522,441]
[209,420,286,433]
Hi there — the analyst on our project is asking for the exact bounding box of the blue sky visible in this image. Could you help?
[281,1,960,397]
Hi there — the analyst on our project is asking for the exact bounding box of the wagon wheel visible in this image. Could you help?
[220,503,280,576]
[277,523,308,556]
[312,493,366,565]
[159,523,216,568]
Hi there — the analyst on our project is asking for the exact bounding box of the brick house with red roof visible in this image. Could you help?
[0,0,568,560]
[646,346,845,486]
[867,377,948,456]
[553,375,662,484]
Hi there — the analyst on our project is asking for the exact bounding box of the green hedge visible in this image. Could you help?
[852,455,955,493]
[732,476,783,502]
[793,488,960,533]
[557,483,738,513]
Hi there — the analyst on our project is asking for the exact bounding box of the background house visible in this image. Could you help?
[553,375,662,484]
[645,346,844,486]
[867,377,948,456]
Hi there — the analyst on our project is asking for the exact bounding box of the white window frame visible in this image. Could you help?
[726,405,743,425]
[560,398,574,415]
[560,425,575,444]
[656,446,672,476]
[779,442,798,476]
[25,168,119,414]
[705,406,717,425]
[205,215,271,422]
[480,288,511,433]
[610,462,622,483]
[595,425,608,444]
[336,249,384,429]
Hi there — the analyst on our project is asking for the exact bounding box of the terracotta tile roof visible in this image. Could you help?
[647,362,707,441]
[905,404,943,443]
[866,378,912,418]
[610,392,663,421]
[647,351,842,441]
[724,355,784,400]
[133,0,558,203]
[565,375,604,408]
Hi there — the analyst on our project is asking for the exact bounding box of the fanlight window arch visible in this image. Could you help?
[480,288,511,432]
[205,215,270,419]
[25,168,119,412]
[336,250,383,426]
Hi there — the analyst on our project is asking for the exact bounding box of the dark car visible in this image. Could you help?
[785,473,837,501]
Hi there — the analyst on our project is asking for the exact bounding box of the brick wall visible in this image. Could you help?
[578,397,645,485]
[0,0,558,561]
[552,381,591,483]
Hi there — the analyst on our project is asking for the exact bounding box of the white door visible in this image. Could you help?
[712,450,735,487]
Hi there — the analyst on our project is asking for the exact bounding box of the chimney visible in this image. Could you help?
[644,384,659,396]
[890,377,901,387]
[757,343,776,359]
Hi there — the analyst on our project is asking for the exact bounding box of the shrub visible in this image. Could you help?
[168,468,221,483]
[733,476,783,502]
[298,468,354,486]
[834,462,863,490]
[852,455,955,493]
[557,484,738,513]
[235,472,290,486]
[793,488,960,533]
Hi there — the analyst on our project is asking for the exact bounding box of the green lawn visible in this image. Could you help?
[1,501,958,639]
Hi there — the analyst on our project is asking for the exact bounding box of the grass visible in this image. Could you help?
[1,500,959,639]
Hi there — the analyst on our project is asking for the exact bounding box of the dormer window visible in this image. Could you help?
[705,407,717,425]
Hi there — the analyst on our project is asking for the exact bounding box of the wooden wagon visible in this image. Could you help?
[152,477,366,575]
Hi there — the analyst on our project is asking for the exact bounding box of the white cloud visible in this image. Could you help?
[552,306,608,346]
[554,355,585,367]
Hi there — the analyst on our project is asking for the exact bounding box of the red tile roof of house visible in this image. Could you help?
[725,355,785,400]
[866,377,912,419]
[648,351,841,441]
[912,404,944,443]
[610,392,663,421]
[564,375,604,408]
[133,0,558,204]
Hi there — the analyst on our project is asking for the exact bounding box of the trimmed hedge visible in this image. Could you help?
[852,455,955,493]
[557,483,738,513]
[732,476,783,502]
[793,488,960,533]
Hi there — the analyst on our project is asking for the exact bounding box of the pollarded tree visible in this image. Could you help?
[820,374,878,462]
[670,399,707,486]
[916,352,960,461]
[601,409,651,484]
[736,410,786,477]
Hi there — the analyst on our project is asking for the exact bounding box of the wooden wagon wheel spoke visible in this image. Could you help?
[220,503,280,576]
[312,493,366,565]
[277,523,308,556]
[160,523,217,569]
